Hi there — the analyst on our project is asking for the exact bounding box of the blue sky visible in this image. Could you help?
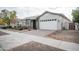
[0,7,76,20]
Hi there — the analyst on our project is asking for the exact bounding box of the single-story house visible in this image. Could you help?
[16,18,26,27]
[10,18,27,28]
[23,11,71,30]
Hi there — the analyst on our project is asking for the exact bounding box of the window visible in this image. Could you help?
[51,19,56,21]
[49,19,51,21]
[44,20,46,21]
[40,19,57,22]
[40,20,43,22]
[55,19,56,21]
[48,19,50,21]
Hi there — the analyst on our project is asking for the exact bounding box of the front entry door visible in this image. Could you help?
[33,20,36,29]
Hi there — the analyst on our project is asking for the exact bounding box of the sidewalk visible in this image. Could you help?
[0,29,79,51]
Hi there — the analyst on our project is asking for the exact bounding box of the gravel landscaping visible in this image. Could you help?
[0,29,79,51]
[48,30,79,44]
[9,41,64,51]
[7,29,54,36]
[7,29,28,32]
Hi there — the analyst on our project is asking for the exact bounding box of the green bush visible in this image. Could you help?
[62,27,66,30]
[14,25,23,30]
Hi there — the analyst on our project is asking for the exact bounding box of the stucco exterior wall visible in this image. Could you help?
[39,13,59,30]
[39,13,60,20]
[38,13,70,30]
[58,16,70,30]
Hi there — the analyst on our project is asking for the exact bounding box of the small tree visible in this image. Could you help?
[0,9,16,26]
[10,11,16,24]
[0,18,5,25]
[72,8,79,23]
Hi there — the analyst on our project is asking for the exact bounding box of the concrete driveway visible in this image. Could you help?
[0,29,79,51]
[21,30,54,36]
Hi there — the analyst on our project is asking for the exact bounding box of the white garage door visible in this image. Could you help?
[39,20,57,30]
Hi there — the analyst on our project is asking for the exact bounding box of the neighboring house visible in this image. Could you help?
[10,18,17,27]
[24,11,71,30]
[16,18,26,27]
[10,18,27,28]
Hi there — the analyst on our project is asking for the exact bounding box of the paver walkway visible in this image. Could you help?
[0,29,79,51]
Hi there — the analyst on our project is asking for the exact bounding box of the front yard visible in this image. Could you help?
[48,30,79,44]
[0,29,79,51]
[9,41,64,51]
[6,29,54,36]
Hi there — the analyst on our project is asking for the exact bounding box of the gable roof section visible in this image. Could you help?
[38,11,70,21]
[25,11,70,21]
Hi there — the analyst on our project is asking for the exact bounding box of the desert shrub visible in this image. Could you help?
[7,26,12,29]
[62,27,66,30]
[1,27,7,29]
[14,25,23,30]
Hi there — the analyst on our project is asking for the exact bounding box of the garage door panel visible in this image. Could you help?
[39,21,57,30]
